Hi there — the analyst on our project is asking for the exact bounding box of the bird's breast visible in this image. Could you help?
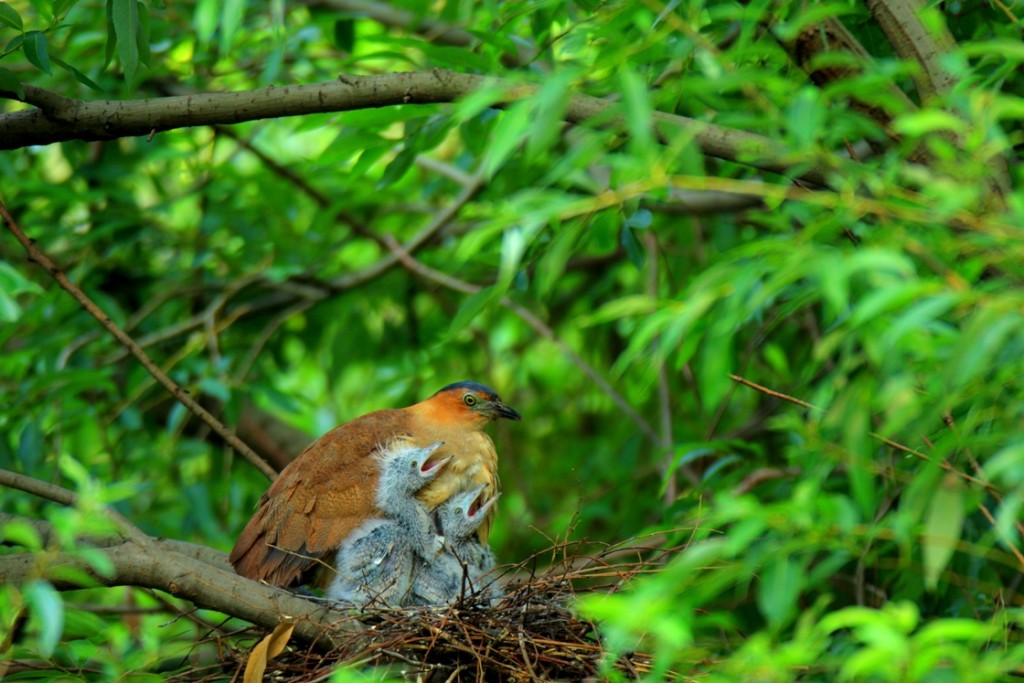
[409,429,498,510]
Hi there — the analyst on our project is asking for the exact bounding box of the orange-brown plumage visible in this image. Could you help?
[229,381,520,587]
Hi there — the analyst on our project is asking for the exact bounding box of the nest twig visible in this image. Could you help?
[178,532,693,682]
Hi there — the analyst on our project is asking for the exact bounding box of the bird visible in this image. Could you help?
[326,442,448,607]
[229,380,520,588]
[410,484,501,606]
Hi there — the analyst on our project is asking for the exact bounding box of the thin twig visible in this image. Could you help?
[942,412,1024,550]
[728,373,815,410]
[0,201,275,481]
[0,468,149,544]
[732,467,801,495]
[728,373,994,487]
[976,501,1024,570]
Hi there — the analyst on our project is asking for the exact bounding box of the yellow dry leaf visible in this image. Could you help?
[243,622,295,683]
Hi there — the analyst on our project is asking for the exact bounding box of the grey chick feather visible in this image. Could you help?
[326,441,448,606]
[410,484,501,606]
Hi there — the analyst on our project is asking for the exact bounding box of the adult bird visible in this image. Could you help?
[229,380,520,588]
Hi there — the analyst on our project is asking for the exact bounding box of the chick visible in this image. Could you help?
[409,485,501,605]
[326,441,448,606]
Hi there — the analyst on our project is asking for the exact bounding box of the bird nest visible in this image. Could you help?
[188,536,683,682]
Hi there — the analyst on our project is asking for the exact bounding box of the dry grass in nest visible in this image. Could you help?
[187,533,688,682]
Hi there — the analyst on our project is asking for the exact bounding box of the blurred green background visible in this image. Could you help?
[1,0,1022,679]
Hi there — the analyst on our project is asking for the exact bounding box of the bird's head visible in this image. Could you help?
[437,485,501,536]
[413,380,522,430]
[375,441,450,502]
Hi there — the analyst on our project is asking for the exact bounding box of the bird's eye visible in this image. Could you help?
[463,393,477,407]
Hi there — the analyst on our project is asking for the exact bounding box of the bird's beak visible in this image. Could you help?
[488,400,522,421]
[471,490,502,518]
[422,455,451,475]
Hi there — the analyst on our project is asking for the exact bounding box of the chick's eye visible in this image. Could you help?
[463,393,477,406]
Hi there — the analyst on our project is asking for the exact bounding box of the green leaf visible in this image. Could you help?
[619,66,655,161]
[922,474,964,591]
[535,219,582,298]
[135,0,150,66]
[4,31,23,54]
[525,70,571,160]
[0,518,43,551]
[624,209,652,229]
[48,563,103,588]
[0,2,23,31]
[697,317,734,409]
[0,260,44,295]
[0,66,23,98]
[334,18,355,52]
[53,0,80,21]
[415,43,493,71]
[167,401,187,433]
[17,420,43,474]
[914,618,996,647]
[496,221,543,296]
[59,453,92,490]
[23,31,52,75]
[993,491,1022,556]
[485,99,533,179]
[23,580,64,657]
[757,555,805,629]
[579,295,662,327]
[0,287,20,320]
[50,55,103,91]
[983,442,1024,486]
[219,0,246,55]
[197,376,230,402]
[376,146,417,189]
[787,87,826,149]
[621,225,644,268]
[893,110,967,136]
[193,0,218,43]
[76,547,116,578]
[947,310,1022,389]
[103,0,116,68]
[446,286,494,340]
[111,0,139,80]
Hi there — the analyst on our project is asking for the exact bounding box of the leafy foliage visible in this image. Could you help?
[1,0,1022,680]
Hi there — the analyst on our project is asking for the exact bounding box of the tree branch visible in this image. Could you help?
[0,513,232,572]
[0,469,149,545]
[0,202,276,481]
[0,70,828,184]
[0,483,357,645]
[865,0,1011,198]
[777,13,916,142]
[866,0,957,101]
[0,539,355,646]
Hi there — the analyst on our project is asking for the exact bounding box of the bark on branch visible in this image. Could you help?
[0,69,828,184]
[0,514,356,647]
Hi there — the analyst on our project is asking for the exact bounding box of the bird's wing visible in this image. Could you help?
[229,409,413,587]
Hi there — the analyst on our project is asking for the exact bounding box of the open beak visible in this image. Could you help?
[421,442,449,475]
[470,490,501,519]
[422,454,451,475]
